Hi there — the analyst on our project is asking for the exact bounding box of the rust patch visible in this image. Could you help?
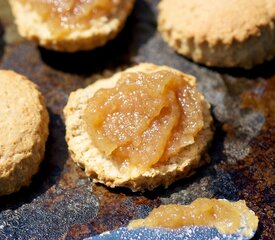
[89,185,161,235]
[64,224,92,240]
[63,185,161,239]
[58,159,88,189]
[220,77,275,239]
[241,77,275,121]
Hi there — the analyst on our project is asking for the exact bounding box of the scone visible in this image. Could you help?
[158,0,275,69]
[9,0,135,52]
[0,70,49,196]
[64,63,213,191]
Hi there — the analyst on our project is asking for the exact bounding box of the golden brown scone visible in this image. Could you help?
[158,0,275,69]
[64,63,213,191]
[0,70,49,196]
[9,0,135,52]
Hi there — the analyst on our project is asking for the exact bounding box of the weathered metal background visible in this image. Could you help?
[0,0,274,239]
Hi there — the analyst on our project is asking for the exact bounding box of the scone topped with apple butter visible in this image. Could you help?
[9,0,135,52]
[64,63,213,191]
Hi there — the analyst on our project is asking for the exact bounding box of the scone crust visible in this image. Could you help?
[158,0,275,68]
[64,63,213,191]
[9,0,135,52]
[0,70,49,196]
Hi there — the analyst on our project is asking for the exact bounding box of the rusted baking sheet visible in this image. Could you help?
[0,0,274,239]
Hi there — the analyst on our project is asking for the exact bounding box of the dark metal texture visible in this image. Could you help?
[0,0,274,239]
[89,226,254,240]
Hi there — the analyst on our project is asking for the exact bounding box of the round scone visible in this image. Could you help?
[9,0,135,52]
[0,70,49,196]
[64,63,213,191]
[158,0,275,69]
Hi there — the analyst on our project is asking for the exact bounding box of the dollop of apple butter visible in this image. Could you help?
[128,198,258,237]
[19,0,119,35]
[84,70,204,172]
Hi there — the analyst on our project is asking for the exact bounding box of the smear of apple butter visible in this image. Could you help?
[128,198,258,238]
[84,70,204,172]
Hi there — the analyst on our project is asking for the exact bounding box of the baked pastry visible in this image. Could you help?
[158,0,275,69]
[64,63,213,191]
[0,70,49,196]
[9,0,135,52]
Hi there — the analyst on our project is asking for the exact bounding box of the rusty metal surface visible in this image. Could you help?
[90,226,254,240]
[0,0,274,239]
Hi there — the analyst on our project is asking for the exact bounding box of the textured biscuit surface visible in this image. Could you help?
[9,0,135,52]
[0,70,49,196]
[64,64,213,191]
[158,0,275,68]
